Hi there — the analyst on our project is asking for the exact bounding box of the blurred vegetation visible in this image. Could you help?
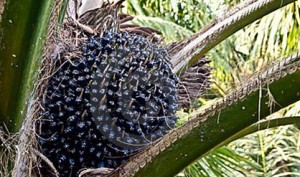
[124,0,300,176]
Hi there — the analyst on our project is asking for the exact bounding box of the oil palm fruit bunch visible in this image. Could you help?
[36,30,179,177]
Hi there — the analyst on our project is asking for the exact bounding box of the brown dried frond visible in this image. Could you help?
[178,58,211,108]
[78,0,125,34]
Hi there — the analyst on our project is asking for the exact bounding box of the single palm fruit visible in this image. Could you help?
[36,31,179,177]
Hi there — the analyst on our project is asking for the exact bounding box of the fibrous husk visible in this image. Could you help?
[0,126,17,177]
[178,58,211,108]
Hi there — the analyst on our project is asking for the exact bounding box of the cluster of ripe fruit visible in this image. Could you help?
[37,31,179,176]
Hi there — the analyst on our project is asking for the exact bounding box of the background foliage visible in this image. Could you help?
[123,0,300,176]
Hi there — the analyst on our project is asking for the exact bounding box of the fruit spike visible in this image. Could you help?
[37,31,179,177]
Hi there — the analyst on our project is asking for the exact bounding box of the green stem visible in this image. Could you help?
[221,116,300,146]
[0,0,55,132]
[58,0,69,28]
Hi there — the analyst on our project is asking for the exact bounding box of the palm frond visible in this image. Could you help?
[182,147,260,177]
[230,124,300,176]
[132,15,193,43]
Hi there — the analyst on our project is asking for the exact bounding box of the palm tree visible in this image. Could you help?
[0,0,299,176]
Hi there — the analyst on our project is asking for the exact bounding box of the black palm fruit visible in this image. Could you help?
[36,31,179,177]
